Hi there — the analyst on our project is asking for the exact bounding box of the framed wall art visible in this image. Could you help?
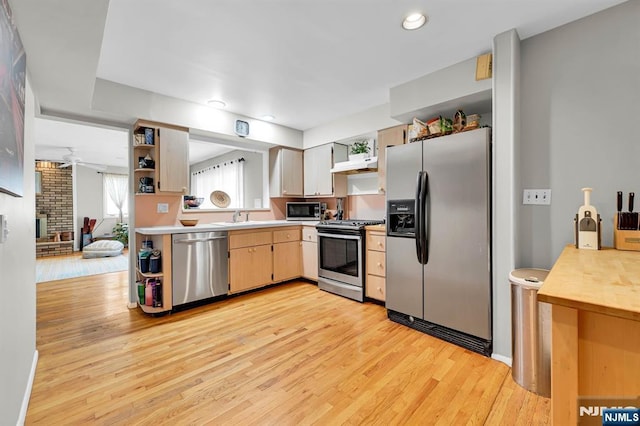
[0,0,26,197]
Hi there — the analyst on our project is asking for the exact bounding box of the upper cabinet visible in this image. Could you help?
[269,147,303,198]
[304,143,348,197]
[376,124,407,195]
[134,120,189,195]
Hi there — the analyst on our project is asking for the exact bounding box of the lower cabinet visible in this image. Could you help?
[273,227,302,281]
[273,241,302,281]
[229,244,273,294]
[229,230,273,294]
[365,227,386,302]
[301,226,318,280]
[229,226,302,294]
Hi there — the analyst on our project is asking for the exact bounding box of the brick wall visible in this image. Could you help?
[35,161,74,257]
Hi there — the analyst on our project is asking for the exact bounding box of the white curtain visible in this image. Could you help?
[191,159,244,209]
[104,173,128,222]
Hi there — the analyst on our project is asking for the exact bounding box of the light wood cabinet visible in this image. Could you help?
[273,241,302,282]
[229,229,273,293]
[365,227,386,302]
[229,244,273,294]
[229,231,273,249]
[229,226,303,294]
[301,226,318,280]
[273,226,301,282]
[134,232,173,314]
[273,227,301,243]
[303,143,348,197]
[133,120,189,195]
[157,127,189,193]
[376,125,407,195]
[269,147,303,197]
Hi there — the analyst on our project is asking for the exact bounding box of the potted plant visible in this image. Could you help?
[113,222,129,247]
[349,140,371,161]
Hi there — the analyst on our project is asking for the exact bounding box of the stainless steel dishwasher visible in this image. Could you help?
[172,231,228,307]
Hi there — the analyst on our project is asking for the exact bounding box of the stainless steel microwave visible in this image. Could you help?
[286,202,325,221]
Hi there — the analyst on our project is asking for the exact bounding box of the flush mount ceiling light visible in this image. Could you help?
[402,13,427,30]
[261,115,275,121]
[207,100,226,109]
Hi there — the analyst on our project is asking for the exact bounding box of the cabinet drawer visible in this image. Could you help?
[273,227,301,243]
[366,274,386,301]
[367,250,386,277]
[302,226,317,243]
[367,232,386,252]
[229,231,272,249]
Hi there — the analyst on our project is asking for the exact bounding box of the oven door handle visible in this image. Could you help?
[317,233,361,240]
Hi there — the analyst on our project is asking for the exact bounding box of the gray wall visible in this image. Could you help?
[0,78,36,423]
[518,0,640,268]
[492,29,521,361]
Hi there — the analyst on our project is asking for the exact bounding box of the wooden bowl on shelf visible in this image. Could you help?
[179,219,199,227]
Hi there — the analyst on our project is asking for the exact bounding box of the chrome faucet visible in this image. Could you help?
[232,210,241,223]
[245,211,250,222]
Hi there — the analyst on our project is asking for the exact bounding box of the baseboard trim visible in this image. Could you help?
[18,349,38,426]
[491,353,512,367]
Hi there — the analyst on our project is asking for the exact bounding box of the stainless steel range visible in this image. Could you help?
[316,219,385,302]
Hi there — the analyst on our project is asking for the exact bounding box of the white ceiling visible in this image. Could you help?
[34,118,129,168]
[96,0,626,130]
[18,0,627,167]
[33,118,235,168]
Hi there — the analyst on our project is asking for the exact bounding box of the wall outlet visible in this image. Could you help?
[157,203,169,213]
[523,189,551,205]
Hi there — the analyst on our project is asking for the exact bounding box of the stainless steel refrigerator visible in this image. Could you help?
[385,128,492,356]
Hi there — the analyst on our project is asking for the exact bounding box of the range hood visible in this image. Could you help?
[331,156,378,174]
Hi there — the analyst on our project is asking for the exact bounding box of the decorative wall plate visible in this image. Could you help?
[210,190,231,208]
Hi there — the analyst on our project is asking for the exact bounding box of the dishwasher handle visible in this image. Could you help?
[174,236,227,244]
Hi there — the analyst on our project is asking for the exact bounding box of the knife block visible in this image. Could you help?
[613,215,640,251]
[574,213,601,250]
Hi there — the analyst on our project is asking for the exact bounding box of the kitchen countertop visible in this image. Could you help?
[537,244,640,321]
[136,220,312,235]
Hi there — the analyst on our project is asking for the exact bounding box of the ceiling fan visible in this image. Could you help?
[59,147,107,171]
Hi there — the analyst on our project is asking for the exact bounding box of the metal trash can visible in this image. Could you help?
[510,268,551,397]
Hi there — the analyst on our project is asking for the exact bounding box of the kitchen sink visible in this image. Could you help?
[208,220,278,228]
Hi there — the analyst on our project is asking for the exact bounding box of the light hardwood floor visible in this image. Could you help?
[27,272,549,425]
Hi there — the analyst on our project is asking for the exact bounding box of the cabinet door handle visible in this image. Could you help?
[377,262,383,268]
[377,242,383,247]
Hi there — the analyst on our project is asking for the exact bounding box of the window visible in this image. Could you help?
[191,158,244,209]
[103,173,128,222]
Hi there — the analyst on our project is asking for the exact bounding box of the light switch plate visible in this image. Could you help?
[157,203,169,213]
[523,189,551,205]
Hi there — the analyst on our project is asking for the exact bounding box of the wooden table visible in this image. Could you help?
[537,245,640,425]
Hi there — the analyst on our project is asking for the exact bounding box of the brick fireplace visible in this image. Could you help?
[35,161,74,257]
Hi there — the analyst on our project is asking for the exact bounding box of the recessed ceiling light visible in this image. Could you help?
[262,115,275,121]
[402,13,427,30]
[207,100,226,109]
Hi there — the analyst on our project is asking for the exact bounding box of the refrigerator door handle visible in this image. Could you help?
[415,171,424,264]
[421,171,429,264]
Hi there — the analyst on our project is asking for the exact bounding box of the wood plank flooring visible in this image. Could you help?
[27,272,549,425]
